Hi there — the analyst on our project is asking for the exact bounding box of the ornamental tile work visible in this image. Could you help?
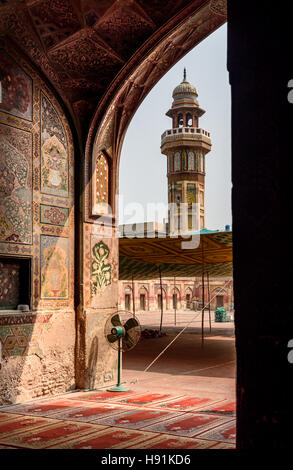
[96,154,109,204]
[0,325,33,357]
[41,93,69,197]
[91,241,112,295]
[188,151,195,170]
[91,150,111,216]
[83,224,118,309]
[0,43,74,358]
[0,124,33,244]
[0,313,53,357]
[40,205,69,227]
[40,236,69,299]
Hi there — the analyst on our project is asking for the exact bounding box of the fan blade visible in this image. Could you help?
[124,317,139,331]
[123,332,135,350]
[111,314,122,327]
[107,333,118,343]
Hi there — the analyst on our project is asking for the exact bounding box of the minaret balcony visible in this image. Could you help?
[161,127,211,152]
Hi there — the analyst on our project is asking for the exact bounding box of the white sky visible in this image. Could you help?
[119,24,231,231]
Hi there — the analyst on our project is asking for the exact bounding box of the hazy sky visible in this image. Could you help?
[119,24,231,231]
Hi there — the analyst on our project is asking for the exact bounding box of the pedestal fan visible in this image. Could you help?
[104,310,141,392]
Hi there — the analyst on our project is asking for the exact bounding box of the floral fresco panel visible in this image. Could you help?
[0,124,33,244]
[40,205,69,227]
[91,241,112,295]
[40,235,69,299]
[41,93,68,197]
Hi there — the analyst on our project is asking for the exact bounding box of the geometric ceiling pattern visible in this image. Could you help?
[119,231,233,279]
[0,1,226,135]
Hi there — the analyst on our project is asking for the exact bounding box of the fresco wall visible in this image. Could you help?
[0,42,75,404]
[75,114,119,392]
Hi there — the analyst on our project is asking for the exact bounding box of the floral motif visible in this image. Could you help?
[41,241,68,299]
[43,206,67,225]
[96,154,109,204]
[0,46,74,320]
[41,135,68,196]
[0,128,33,244]
[5,234,21,243]
[0,216,11,239]
[0,164,15,198]
[41,93,68,197]
[91,241,112,295]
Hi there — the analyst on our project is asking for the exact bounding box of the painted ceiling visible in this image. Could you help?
[0,0,226,135]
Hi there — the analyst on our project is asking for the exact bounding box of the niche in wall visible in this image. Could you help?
[0,256,31,310]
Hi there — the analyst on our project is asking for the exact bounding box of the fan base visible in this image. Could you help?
[107,384,131,392]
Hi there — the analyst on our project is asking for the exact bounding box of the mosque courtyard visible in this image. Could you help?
[0,313,235,449]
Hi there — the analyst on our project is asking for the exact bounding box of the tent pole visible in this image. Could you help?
[231,279,234,313]
[207,271,211,332]
[159,265,163,334]
[174,276,177,326]
[132,274,135,316]
[201,240,205,347]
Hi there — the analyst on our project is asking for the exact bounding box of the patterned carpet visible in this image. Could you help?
[0,391,236,449]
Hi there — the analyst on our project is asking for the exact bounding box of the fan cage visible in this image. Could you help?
[104,310,141,352]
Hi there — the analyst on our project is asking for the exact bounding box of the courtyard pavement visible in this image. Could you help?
[0,311,235,449]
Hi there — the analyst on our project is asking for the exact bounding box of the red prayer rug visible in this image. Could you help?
[111,393,181,406]
[0,419,107,449]
[0,392,236,449]
[69,390,136,402]
[46,427,157,449]
[128,434,217,449]
[92,408,181,429]
[51,403,131,422]
[148,396,224,412]
[0,415,58,440]
[195,419,236,443]
[197,400,236,416]
[0,399,92,417]
[142,413,232,438]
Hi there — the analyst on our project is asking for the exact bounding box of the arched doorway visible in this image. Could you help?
[212,287,227,310]
[124,285,132,311]
[185,287,193,309]
[139,285,149,311]
[172,287,181,310]
[156,286,167,311]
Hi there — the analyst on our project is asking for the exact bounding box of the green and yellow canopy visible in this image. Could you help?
[119,230,233,280]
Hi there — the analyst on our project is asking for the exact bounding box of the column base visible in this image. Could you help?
[107,384,131,392]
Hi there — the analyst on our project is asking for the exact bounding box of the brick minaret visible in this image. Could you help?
[161,69,212,233]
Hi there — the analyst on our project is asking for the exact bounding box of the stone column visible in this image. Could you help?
[149,282,155,311]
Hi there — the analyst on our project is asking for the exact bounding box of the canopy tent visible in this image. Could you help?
[119,230,233,280]
[119,229,233,342]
